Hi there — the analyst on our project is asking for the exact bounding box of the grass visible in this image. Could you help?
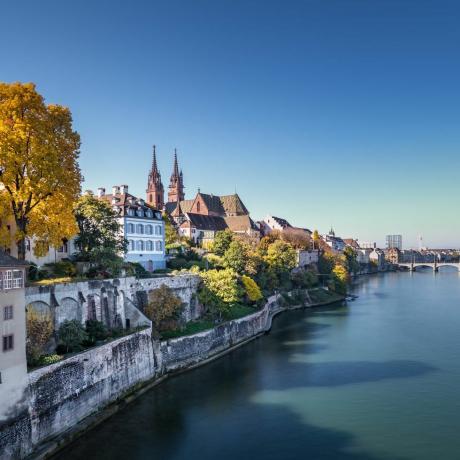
[161,319,215,340]
[224,303,257,320]
[309,288,344,304]
[28,276,88,286]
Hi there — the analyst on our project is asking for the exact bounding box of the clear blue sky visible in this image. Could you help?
[1,0,459,248]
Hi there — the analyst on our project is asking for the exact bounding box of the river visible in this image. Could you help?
[55,270,460,460]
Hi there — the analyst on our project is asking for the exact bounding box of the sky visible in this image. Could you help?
[1,0,459,248]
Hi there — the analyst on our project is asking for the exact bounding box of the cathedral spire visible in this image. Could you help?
[146,145,164,210]
[168,148,185,203]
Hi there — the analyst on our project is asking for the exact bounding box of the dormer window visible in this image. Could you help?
[128,208,135,216]
[137,209,144,217]
[146,210,153,218]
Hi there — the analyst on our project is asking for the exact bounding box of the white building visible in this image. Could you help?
[296,249,319,268]
[370,248,385,269]
[0,250,28,420]
[98,185,166,271]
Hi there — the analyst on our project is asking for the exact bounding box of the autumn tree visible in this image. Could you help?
[163,212,179,246]
[241,275,263,303]
[26,308,54,365]
[74,193,127,260]
[264,240,297,275]
[144,284,183,333]
[281,228,311,250]
[0,82,82,259]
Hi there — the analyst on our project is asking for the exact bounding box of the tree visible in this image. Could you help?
[163,212,179,246]
[74,193,127,260]
[241,275,263,303]
[198,268,242,319]
[258,231,281,255]
[0,82,81,259]
[26,309,54,365]
[264,240,297,274]
[343,246,360,275]
[223,240,249,274]
[212,229,234,256]
[281,228,311,250]
[58,319,88,353]
[144,284,183,332]
[312,229,320,250]
[331,264,349,294]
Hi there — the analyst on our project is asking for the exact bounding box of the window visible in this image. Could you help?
[128,208,135,216]
[149,194,153,203]
[137,209,144,217]
[3,306,13,321]
[155,225,162,235]
[145,225,153,235]
[146,210,153,218]
[197,201,200,213]
[136,224,144,234]
[2,335,14,352]
[26,239,31,252]
[146,241,153,251]
[128,223,134,234]
[155,241,163,251]
[129,240,135,251]
[137,240,144,251]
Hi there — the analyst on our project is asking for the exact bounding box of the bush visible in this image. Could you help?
[85,320,108,344]
[58,320,88,353]
[38,354,63,366]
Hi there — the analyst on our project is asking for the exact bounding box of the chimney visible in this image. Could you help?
[112,185,120,195]
[120,184,129,194]
[97,187,105,197]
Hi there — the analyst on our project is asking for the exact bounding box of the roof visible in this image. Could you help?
[98,192,161,218]
[0,250,28,268]
[183,213,228,231]
[343,238,360,249]
[270,216,292,228]
[165,199,194,215]
[224,215,258,232]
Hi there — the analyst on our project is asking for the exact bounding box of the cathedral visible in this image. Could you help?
[146,146,259,244]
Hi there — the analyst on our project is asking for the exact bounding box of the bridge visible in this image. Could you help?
[397,261,460,272]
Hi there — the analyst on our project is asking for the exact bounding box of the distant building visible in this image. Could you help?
[0,250,28,418]
[386,234,402,250]
[370,248,385,269]
[385,247,401,264]
[296,249,319,268]
[323,228,346,253]
[98,185,166,271]
[358,241,376,249]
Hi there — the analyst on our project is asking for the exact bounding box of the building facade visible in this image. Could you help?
[98,186,166,271]
[386,234,402,250]
[0,250,28,419]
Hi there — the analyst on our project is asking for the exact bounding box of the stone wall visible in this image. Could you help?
[0,328,156,460]
[25,274,201,331]
[1,293,295,460]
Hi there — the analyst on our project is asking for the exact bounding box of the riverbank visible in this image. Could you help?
[3,289,344,460]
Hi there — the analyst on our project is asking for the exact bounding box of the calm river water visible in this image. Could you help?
[56,270,460,460]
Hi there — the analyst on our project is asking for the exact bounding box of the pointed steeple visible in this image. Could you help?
[146,145,164,209]
[168,148,185,203]
[152,145,158,174]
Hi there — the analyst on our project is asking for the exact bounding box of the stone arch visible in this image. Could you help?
[26,301,52,318]
[55,297,81,326]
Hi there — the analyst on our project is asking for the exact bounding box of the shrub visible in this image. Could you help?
[212,229,234,256]
[58,320,88,353]
[241,275,263,303]
[38,354,63,366]
[85,320,108,344]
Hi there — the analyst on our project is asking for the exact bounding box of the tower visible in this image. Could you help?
[168,149,185,203]
[146,145,164,209]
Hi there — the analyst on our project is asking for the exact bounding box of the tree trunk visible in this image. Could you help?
[15,216,28,260]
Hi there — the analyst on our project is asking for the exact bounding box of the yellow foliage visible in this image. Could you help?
[241,275,263,302]
[0,82,81,257]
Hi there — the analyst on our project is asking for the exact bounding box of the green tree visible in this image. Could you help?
[264,240,297,274]
[343,246,360,275]
[144,284,183,333]
[85,320,108,344]
[212,229,234,256]
[74,193,127,260]
[223,240,249,274]
[163,213,179,246]
[198,268,242,320]
[58,319,88,353]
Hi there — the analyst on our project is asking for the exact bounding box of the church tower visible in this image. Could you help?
[146,145,164,209]
[168,149,185,203]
